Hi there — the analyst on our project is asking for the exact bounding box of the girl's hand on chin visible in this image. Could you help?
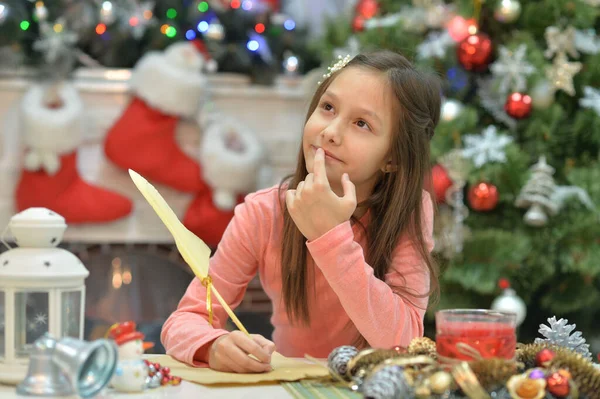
[286,148,357,241]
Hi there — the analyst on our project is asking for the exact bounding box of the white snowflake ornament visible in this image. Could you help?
[417,31,454,60]
[574,29,600,55]
[123,1,156,40]
[579,86,600,116]
[33,19,78,64]
[490,44,536,94]
[545,26,579,59]
[462,125,514,168]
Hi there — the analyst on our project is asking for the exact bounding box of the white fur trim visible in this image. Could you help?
[130,42,207,118]
[24,150,61,174]
[213,189,237,210]
[20,83,83,165]
[200,119,264,210]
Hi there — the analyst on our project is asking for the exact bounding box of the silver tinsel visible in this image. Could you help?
[327,345,358,379]
[534,316,592,360]
[361,365,414,399]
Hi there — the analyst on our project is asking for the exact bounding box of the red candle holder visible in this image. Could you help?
[436,309,517,361]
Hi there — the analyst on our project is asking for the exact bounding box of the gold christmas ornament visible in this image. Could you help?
[507,374,546,399]
[428,370,453,394]
[530,79,556,110]
[545,52,582,96]
[494,0,522,23]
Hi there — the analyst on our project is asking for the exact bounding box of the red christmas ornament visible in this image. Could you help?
[161,376,170,386]
[535,348,555,368]
[430,164,454,203]
[352,15,365,32]
[355,0,379,19]
[392,345,407,354]
[498,278,511,290]
[505,92,532,119]
[457,32,493,71]
[547,371,570,397]
[161,366,171,376]
[468,182,499,211]
[447,16,478,42]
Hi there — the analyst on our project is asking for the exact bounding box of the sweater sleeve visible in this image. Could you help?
[160,193,265,367]
[305,191,434,349]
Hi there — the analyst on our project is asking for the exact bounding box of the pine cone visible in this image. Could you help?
[469,358,518,391]
[407,337,437,359]
[534,316,592,360]
[362,365,414,399]
[517,343,600,398]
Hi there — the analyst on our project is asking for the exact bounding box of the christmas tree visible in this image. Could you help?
[319,0,600,342]
[0,0,320,83]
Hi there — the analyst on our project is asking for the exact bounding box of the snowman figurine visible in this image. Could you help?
[107,321,153,392]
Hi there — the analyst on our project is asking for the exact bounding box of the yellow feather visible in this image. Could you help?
[128,169,249,335]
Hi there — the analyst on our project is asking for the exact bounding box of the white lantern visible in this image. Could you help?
[0,208,89,384]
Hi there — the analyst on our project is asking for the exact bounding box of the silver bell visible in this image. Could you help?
[16,333,118,398]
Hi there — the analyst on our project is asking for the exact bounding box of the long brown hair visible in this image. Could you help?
[279,51,441,335]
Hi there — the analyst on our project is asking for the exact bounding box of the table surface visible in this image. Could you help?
[0,380,295,399]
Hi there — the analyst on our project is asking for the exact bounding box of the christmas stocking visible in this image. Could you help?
[184,118,264,248]
[104,40,216,193]
[15,83,133,223]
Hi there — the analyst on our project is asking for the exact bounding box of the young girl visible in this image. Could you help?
[161,50,441,373]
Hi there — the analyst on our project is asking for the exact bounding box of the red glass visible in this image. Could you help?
[436,309,517,361]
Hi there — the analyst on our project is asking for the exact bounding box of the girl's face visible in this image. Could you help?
[303,67,397,202]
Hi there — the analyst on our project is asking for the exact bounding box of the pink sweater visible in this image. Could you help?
[161,186,434,366]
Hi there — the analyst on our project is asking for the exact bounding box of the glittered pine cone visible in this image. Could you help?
[470,358,519,391]
[407,337,437,360]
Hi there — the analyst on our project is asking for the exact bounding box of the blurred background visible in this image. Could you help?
[0,0,598,356]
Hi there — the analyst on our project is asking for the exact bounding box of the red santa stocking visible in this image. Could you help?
[104,40,215,193]
[184,118,264,248]
[15,83,133,223]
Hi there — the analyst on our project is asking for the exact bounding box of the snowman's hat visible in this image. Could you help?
[106,321,153,349]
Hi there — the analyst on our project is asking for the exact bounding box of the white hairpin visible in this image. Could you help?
[317,54,352,85]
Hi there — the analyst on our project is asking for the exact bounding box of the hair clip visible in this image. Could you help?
[318,54,352,85]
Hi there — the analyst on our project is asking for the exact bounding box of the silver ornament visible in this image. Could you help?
[491,288,527,326]
[530,80,555,110]
[34,2,48,22]
[0,2,10,25]
[361,365,413,399]
[327,345,358,379]
[148,364,156,374]
[494,0,521,24]
[147,372,162,389]
[99,1,116,24]
[441,99,464,122]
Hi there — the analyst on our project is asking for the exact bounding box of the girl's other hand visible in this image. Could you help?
[207,331,276,373]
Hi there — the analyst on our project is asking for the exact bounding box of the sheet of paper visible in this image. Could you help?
[146,354,330,385]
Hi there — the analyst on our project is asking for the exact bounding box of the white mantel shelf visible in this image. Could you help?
[0,68,319,244]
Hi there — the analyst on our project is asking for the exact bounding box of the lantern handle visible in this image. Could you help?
[1,223,13,251]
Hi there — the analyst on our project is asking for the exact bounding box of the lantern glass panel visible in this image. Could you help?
[61,290,82,338]
[14,292,49,357]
